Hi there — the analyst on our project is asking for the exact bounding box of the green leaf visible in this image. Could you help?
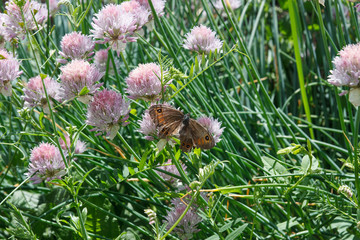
[39,112,45,129]
[225,224,248,240]
[79,86,90,96]
[139,149,151,171]
[301,155,319,173]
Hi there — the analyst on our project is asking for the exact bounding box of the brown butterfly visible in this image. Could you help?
[149,104,215,152]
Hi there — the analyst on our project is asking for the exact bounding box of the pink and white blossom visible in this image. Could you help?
[183,25,223,55]
[0,49,22,96]
[23,75,63,113]
[125,63,164,101]
[86,89,130,139]
[60,60,103,103]
[27,143,66,184]
[58,32,95,64]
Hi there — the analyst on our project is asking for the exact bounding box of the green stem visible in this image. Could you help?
[288,0,314,139]
[353,108,360,210]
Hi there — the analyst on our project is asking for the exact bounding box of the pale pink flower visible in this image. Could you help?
[86,89,130,139]
[93,49,120,74]
[0,49,22,96]
[328,43,360,87]
[120,1,150,28]
[48,0,59,15]
[196,117,224,143]
[58,32,95,64]
[156,159,187,187]
[138,110,157,140]
[59,133,87,155]
[136,0,166,18]
[125,63,164,101]
[27,142,66,184]
[164,198,202,240]
[60,60,103,103]
[23,75,63,113]
[213,0,241,10]
[183,25,223,54]
[90,4,138,54]
[0,0,47,42]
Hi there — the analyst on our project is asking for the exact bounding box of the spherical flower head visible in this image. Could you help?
[86,89,130,139]
[125,63,164,101]
[23,75,63,113]
[60,60,104,103]
[59,133,87,155]
[0,49,22,96]
[1,0,47,42]
[156,159,187,187]
[58,32,95,64]
[138,109,157,140]
[120,1,150,28]
[27,142,66,184]
[196,117,224,144]
[328,43,360,87]
[213,0,241,10]
[183,25,223,55]
[93,49,120,74]
[136,0,166,18]
[91,4,138,54]
[164,198,202,240]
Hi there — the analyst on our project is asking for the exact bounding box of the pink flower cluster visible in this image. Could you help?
[164,198,202,240]
[126,63,164,101]
[58,32,95,64]
[59,133,87,156]
[91,0,166,54]
[0,0,47,42]
[27,142,66,184]
[183,25,223,55]
[328,43,360,87]
[156,159,187,187]
[0,48,22,96]
[60,60,103,103]
[23,75,63,113]
[94,49,120,74]
[86,89,130,139]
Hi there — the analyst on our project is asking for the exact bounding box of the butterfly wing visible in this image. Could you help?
[149,104,184,138]
[179,125,194,152]
[189,119,215,150]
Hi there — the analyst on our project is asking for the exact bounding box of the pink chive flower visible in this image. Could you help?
[86,89,130,139]
[58,32,95,64]
[60,60,103,104]
[27,142,66,184]
[90,4,138,54]
[125,63,165,101]
[0,0,47,42]
[120,1,150,28]
[93,49,120,74]
[328,43,360,87]
[213,0,241,10]
[138,109,157,140]
[136,0,166,18]
[196,117,224,144]
[183,25,223,55]
[48,0,59,15]
[23,75,63,114]
[59,133,87,155]
[0,49,22,96]
[156,159,187,187]
[164,198,202,240]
